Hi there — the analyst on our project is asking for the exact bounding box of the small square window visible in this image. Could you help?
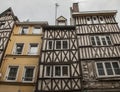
[28,43,38,55]
[33,27,42,34]
[13,43,24,55]
[20,27,29,34]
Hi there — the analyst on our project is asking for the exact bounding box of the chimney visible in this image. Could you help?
[72,3,79,12]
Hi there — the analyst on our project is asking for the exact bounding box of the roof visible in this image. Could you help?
[0,7,19,21]
[56,16,67,21]
[72,10,117,16]
[16,21,48,26]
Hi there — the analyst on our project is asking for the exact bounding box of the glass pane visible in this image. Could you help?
[56,41,61,49]
[24,67,34,81]
[63,41,68,49]
[101,37,107,45]
[96,36,101,45]
[55,66,61,76]
[112,62,120,75]
[91,37,96,45]
[48,41,52,49]
[8,67,18,80]
[97,63,105,76]
[29,44,38,55]
[33,27,42,34]
[105,62,113,75]
[46,66,51,76]
[106,36,112,45]
[21,27,28,34]
[62,66,68,76]
[16,44,23,54]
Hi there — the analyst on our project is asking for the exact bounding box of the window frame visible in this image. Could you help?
[20,26,29,34]
[53,65,69,77]
[13,43,24,55]
[55,40,68,50]
[32,26,42,34]
[47,40,53,50]
[22,66,35,82]
[91,36,112,46]
[5,66,19,81]
[95,61,120,78]
[28,43,39,55]
[44,66,52,77]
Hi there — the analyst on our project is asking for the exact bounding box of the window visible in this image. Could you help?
[54,65,69,77]
[86,17,92,24]
[33,27,42,34]
[91,36,112,46]
[23,67,35,82]
[45,66,52,77]
[6,66,18,81]
[13,43,24,55]
[47,41,53,50]
[58,22,66,25]
[92,16,99,24]
[55,40,68,49]
[28,43,38,55]
[20,27,29,34]
[99,16,105,23]
[96,61,120,77]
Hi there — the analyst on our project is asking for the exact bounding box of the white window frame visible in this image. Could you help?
[22,66,35,82]
[5,66,19,81]
[47,40,53,50]
[53,65,69,77]
[28,43,39,55]
[12,43,24,55]
[92,16,99,24]
[95,61,120,78]
[44,66,52,77]
[99,16,105,23]
[91,36,112,46]
[32,27,42,34]
[55,40,68,50]
[86,17,92,24]
[20,26,29,34]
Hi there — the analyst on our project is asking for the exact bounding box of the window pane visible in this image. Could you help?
[24,67,34,81]
[7,66,18,80]
[112,62,120,75]
[29,44,38,55]
[97,63,105,76]
[62,66,68,76]
[48,41,52,50]
[101,37,107,45]
[56,41,61,49]
[55,66,61,76]
[91,37,96,45]
[96,36,101,45]
[63,41,68,49]
[33,27,42,34]
[15,44,23,54]
[21,27,28,34]
[106,36,112,45]
[46,66,51,76]
[105,62,113,75]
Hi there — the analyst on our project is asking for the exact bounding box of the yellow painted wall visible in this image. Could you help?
[0,24,42,92]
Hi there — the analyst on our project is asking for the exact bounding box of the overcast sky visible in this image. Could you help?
[0,0,120,25]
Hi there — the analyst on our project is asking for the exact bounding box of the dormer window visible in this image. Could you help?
[56,16,67,25]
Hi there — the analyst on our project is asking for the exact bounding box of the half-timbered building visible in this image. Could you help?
[36,16,81,92]
[0,8,18,66]
[71,3,120,92]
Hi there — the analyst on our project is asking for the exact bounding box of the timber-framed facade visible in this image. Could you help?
[71,3,120,92]
[0,8,18,66]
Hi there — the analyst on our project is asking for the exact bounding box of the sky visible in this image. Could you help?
[0,0,120,25]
